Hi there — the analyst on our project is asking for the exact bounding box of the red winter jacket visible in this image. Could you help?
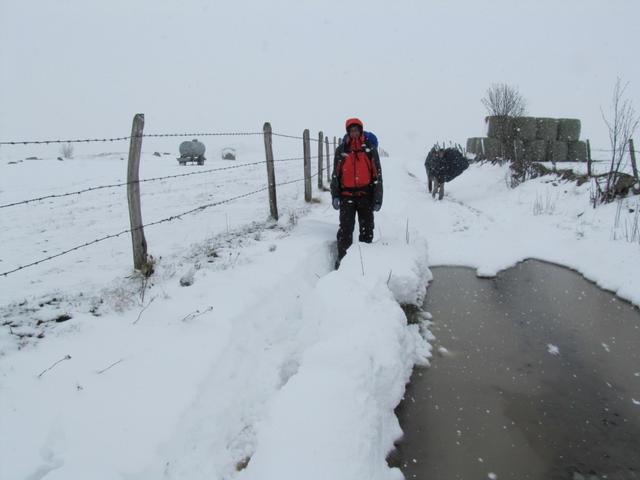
[331,136,383,203]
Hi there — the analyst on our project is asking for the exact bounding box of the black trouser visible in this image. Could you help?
[337,195,374,260]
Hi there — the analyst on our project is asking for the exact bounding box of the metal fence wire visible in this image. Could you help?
[1,130,328,146]
[1,125,337,276]
[0,167,329,277]
[0,131,264,145]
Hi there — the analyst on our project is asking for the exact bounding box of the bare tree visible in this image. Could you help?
[481,83,527,117]
[598,77,639,203]
[482,83,528,185]
[60,143,74,159]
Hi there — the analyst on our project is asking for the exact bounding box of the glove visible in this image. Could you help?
[373,202,381,212]
[332,197,341,210]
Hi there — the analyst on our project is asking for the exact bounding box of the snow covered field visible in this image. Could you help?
[2,150,640,480]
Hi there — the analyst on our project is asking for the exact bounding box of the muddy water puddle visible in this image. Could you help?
[392,260,640,480]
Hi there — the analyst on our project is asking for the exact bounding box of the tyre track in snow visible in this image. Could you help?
[405,168,495,228]
[401,162,504,271]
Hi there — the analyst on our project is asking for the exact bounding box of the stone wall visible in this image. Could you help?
[467,116,586,162]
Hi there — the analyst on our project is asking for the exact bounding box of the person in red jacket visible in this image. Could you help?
[330,118,383,269]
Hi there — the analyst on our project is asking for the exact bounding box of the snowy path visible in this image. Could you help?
[1,154,432,480]
[2,154,640,480]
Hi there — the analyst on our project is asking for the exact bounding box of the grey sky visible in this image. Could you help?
[1,0,638,158]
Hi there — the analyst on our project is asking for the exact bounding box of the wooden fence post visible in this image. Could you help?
[325,136,331,184]
[586,139,592,177]
[303,129,311,202]
[263,122,278,220]
[127,113,150,275]
[629,138,638,181]
[317,131,324,190]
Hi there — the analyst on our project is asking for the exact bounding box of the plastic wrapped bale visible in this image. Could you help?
[503,139,525,161]
[512,117,537,141]
[567,141,587,161]
[514,139,525,161]
[523,140,547,162]
[478,137,503,160]
[221,147,236,160]
[557,119,581,141]
[536,118,559,140]
[466,138,476,154]
[466,137,483,155]
[474,137,486,155]
[547,141,569,162]
[486,116,514,140]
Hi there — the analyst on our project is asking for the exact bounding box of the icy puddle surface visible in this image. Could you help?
[391,260,640,480]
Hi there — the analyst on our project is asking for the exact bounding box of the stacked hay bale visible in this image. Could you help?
[557,119,581,141]
[513,117,537,141]
[467,116,586,162]
[536,118,559,141]
[524,140,547,162]
[467,137,502,159]
[547,141,569,162]
[466,137,481,153]
[486,116,513,141]
[567,140,587,161]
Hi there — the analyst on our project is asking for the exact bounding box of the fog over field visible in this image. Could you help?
[2,0,638,157]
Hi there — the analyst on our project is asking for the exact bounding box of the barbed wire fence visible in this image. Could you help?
[0,156,323,210]
[585,138,639,180]
[589,147,639,163]
[1,116,338,277]
[0,131,264,146]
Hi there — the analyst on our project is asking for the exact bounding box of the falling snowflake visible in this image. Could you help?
[547,344,560,355]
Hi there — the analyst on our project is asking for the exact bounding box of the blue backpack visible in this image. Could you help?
[342,131,378,149]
